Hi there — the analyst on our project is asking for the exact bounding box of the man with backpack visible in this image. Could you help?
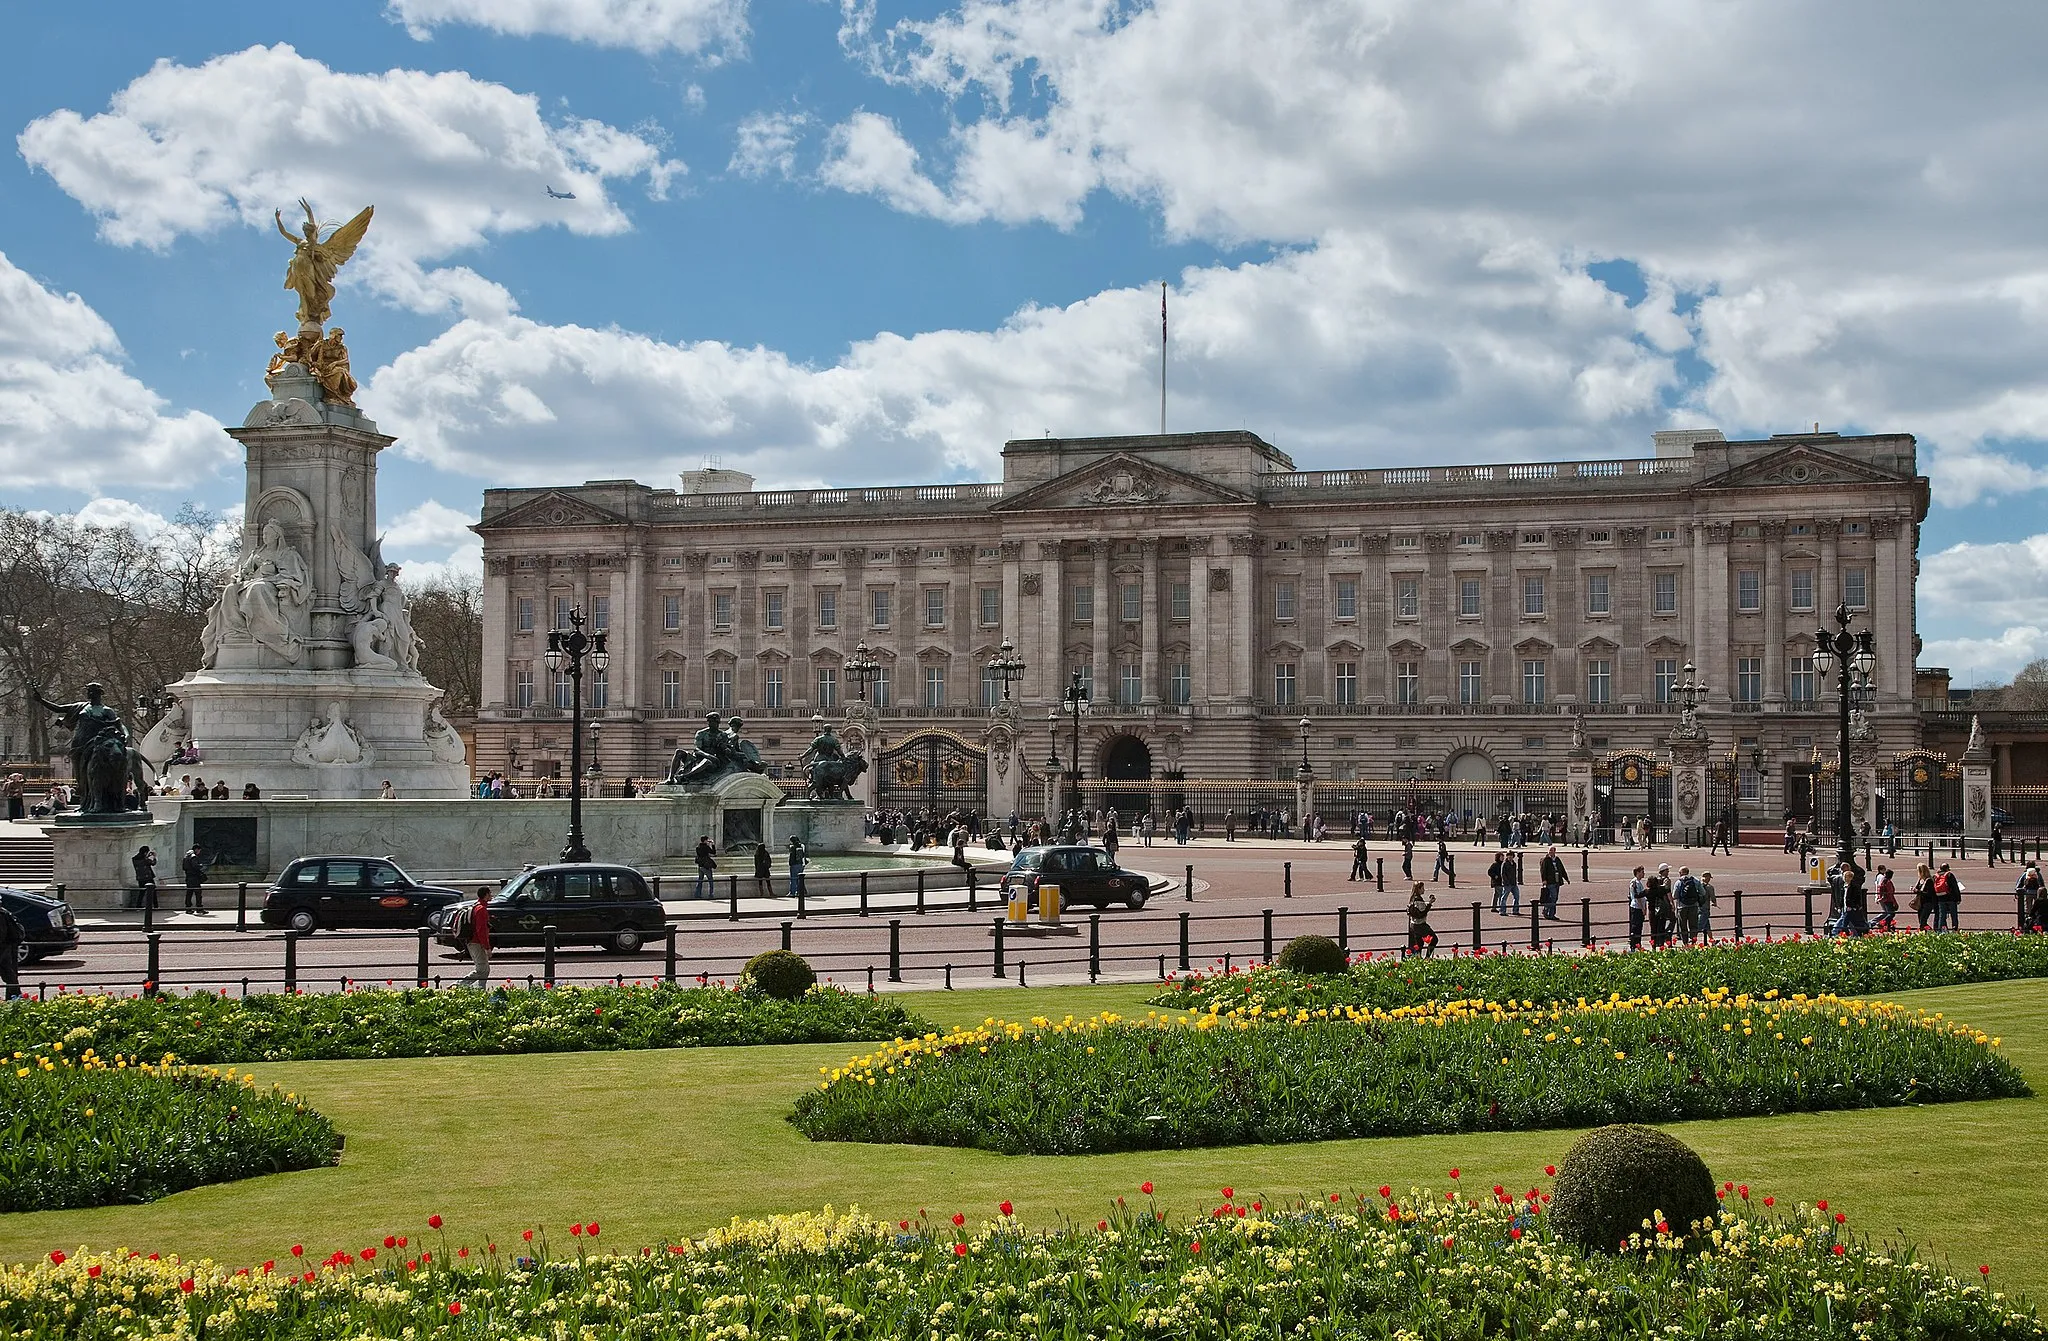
[1539,845,1569,920]
[449,885,494,987]
[1647,864,1676,948]
[2018,862,2048,933]
[181,845,210,914]
[693,835,717,900]
[1349,834,1370,882]
[1932,862,1963,931]
[1673,865,1704,943]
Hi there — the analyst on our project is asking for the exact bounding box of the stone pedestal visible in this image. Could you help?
[776,799,866,854]
[1669,735,1710,841]
[1566,756,1595,839]
[1961,713,1994,842]
[45,816,176,906]
[650,771,788,852]
[178,667,467,799]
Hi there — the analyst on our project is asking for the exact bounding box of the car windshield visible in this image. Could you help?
[1009,852,1043,871]
[379,859,419,886]
[496,871,550,903]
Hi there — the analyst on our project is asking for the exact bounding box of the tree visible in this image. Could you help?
[1996,658,2048,711]
[406,571,483,719]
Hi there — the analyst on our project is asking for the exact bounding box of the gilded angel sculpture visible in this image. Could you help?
[276,199,374,326]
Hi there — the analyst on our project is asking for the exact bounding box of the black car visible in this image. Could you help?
[3,886,78,965]
[999,846,1151,911]
[261,856,468,934]
[430,863,664,954]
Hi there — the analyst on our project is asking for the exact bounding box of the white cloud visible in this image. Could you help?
[1921,629,2048,688]
[18,45,685,315]
[0,252,231,495]
[729,110,809,180]
[368,227,1670,484]
[383,498,481,551]
[813,0,2048,503]
[1916,536,2048,682]
[389,0,748,57]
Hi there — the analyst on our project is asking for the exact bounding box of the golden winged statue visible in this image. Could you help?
[275,198,374,326]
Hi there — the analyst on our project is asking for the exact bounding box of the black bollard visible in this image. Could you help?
[911,870,920,913]
[543,925,558,988]
[1470,902,1482,952]
[1376,857,1385,892]
[780,920,793,952]
[1803,889,1815,936]
[416,927,431,988]
[888,919,902,983]
[1178,910,1191,971]
[1284,862,1292,899]
[237,882,249,932]
[145,931,161,990]
[1529,900,1540,950]
[1337,906,1349,955]
[728,878,739,922]
[1733,890,1745,939]
[968,869,979,914]
[666,926,679,983]
[797,879,807,919]
[916,871,926,916]
[1185,864,1194,902]
[992,917,1006,979]
[1262,908,1273,963]
[1580,896,1592,948]
[1581,848,1590,882]
[1089,914,1101,982]
[652,874,662,900]
[859,880,870,918]
[283,932,299,994]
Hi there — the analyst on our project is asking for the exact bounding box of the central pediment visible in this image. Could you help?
[990,452,1257,513]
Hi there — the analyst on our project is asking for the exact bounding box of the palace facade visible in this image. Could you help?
[474,427,1928,824]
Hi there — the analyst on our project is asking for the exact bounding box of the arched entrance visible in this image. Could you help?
[1102,735,1152,822]
[1447,752,1494,784]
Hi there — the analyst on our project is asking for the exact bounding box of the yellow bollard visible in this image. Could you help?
[1038,881,1062,926]
[1007,882,1030,923]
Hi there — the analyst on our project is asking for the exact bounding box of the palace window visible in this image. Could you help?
[981,663,1003,708]
[1459,578,1481,618]
[815,667,838,710]
[712,668,733,709]
[554,596,573,630]
[815,590,838,629]
[1334,580,1357,619]
[515,669,534,709]
[1736,657,1762,703]
[1273,581,1295,621]
[1789,569,1814,612]
[870,589,891,629]
[554,671,574,710]
[764,668,784,710]
[1653,527,1678,542]
[1587,659,1612,705]
[1586,573,1610,616]
[764,591,785,630]
[1654,572,1678,615]
[1120,662,1143,705]
[1521,659,1547,705]
[590,669,608,709]
[591,596,609,632]
[1739,767,1762,800]
[711,593,733,631]
[1394,534,1419,550]
[1736,570,1761,611]
[1844,568,1869,609]
[660,669,681,712]
[923,665,947,709]
[1334,661,1358,705]
[1395,660,1420,705]
[1170,582,1191,620]
[925,588,946,627]
[1396,578,1419,619]
[1654,658,1679,703]
[871,666,892,708]
[979,586,1000,626]
[1168,663,1191,705]
[1073,662,1094,700]
[1122,583,1143,622]
[1072,584,1094,622]
[516,597,535,632]
[663,594,681,632]
[1789,655,1816,704]
[1522,575,1546,617]
[1458,661,1482,705]
[1272,662,1298,706]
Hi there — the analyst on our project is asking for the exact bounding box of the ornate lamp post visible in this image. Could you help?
[1296,716,1314,780]
[1060,668,1090,815]
[846,639,880,704]
[1500,762,1516,820]
[986,636,1026,703]
[543,606,607,863]
[506,740,521,792]
[1812,601,1876,851]
[1423,762,1437,815]
[136,685,170,722]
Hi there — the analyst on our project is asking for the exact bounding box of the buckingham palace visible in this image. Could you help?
[474,425,1927,829]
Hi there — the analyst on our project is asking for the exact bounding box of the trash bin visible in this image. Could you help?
[1037,881,1062,926]
[1007,882,1030,924]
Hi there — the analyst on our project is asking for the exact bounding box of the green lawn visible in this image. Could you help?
[5,979,2044,1302]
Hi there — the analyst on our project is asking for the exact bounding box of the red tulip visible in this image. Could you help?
[48,1252,64,1266]
[361,1248,376,1260]
[1189,1241,1201,1254]
[570,1223,583,1237]
[953,1242,968,1257]
[1834,1212,1846,1224]
[1544,1165,1556,1176]
[1981,1265,1991,1277]
[1448,1168,1460,1179]
[1220,1186,1233,1199]
[952,1213,965,1227]
[522,1230,535,1242]
[1096,1220,1108,1231]
[1442,1237,1455,1250]
[1329,1193,1341,1203]
[458,1248,470,1259]
[428,1215,443,1230]
[179,1279,195,1293]
[1832,1244,1846,1256]
[998,1201,1013,1217]
[586,1223,599,1238]
[1737,1185,1750,1200]
[384,1236,397,1249]
[448,1302,463,1316]
[1816,1200,1828,1212]
[1509,1227,1523,1240]
[1378,1185,1392,1199]
[1140,1181,1153,1195]
[291,1245,304,1257]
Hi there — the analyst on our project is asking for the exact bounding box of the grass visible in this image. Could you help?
[2,979,2043,1302]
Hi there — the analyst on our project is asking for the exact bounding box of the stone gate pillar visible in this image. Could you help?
[1566,713,1595,842]
[1668,709,1710,843]
[1961,714,1994,843]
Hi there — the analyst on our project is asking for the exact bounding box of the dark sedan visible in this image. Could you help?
[261,856,468,933]
[430,864,664,954]
[3,886,78,965]
[999,846,1151,910]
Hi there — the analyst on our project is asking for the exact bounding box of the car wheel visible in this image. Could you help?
[287,907,317,934]
[1125,888,1148,911]
[612,926,645,954]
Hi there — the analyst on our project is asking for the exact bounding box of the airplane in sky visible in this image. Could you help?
[545,185,576,200]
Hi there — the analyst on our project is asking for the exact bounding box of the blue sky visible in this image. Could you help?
[6,1,2048,684]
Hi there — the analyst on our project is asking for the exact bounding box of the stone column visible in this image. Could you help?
[1872,516,1908,704]
[1301,535,1327,703]
[1961,716,1994,842]
[1817,519,1840,622]
[1551,527,1580,702]
[1036,540,1064,700]
[1850,720,1880,837]
[1001,539,1024,699]
[1486,530,1516,702]
[1140,538,1161,705]
[1228,534,1257,702]
[1361,534,1389,699]
[736,550,760,707]
[1762,521,1786,704]
[481,555,512,711]
[893,545,920,710]
[1091,540,1112,698]
[1189,536,1213,703]
[1423,532,1452,701]
[1698,524,1732,707]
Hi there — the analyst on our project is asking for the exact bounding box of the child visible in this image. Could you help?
[1405,882,1437,958]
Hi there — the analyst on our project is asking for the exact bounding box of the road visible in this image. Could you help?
[16,835,2032,999]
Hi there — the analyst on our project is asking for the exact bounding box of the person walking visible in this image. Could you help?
[1434,837,1454,885]
[1837,857,1870,937]
[1989,824,2004,868]
[1624,866,1646,950]
[752,842,773,899]
[1501,849,1522,916]
[180,845,210,914]
[131,844,159,916]
[379,779,397,800]
[1349,835,1370,882]
[1932,862,1963,931]
[1873,865,1899,932]
[692,835,717,900]
[0,899,20,1001]
[787,836,807,900]
[1400,839,1415,882]
[1698,869,1718,939]
[1101,817,1120,864]
[1911,861,1936,930]
[1673,865,1704,943]
[1488,851,1506,915]
[1539,845,1569,920]
[2,773,24,821]
[1405,882,1437,958]
[455,885,493,988]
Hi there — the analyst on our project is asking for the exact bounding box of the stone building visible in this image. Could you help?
[474,427,1927,828]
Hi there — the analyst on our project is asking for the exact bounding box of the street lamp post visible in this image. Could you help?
[506,741,521,793]
[1812,601,1876,852]
[1060,669,1090,816]
[1500,763,1516,822]
[1296,715,1313,780]
[1422,762,1437,816]
[846,639,880,704]
[986,637,1026,703]
[587,719,603,794]
[135,685,170,722]
[543,606,608,863]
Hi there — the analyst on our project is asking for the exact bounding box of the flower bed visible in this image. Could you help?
[0,983,934,1064]
[1154,931,2048,1015]
[790,993,2027,1154]
[0,1044,341,1211]
[4,1190,2041,1339]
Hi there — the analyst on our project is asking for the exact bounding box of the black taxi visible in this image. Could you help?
[998,845,1151,911]
[431,863,664,954]
[261,856,467,933]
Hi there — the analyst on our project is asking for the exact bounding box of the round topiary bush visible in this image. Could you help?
[743,949,817,1001]
[1275,934,1348,975]
[1548,1124,1720,1254]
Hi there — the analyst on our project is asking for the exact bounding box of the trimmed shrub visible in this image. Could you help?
[1275,934,1348,975]
[1549,1124,1719,1254]
[744,949,818,1001]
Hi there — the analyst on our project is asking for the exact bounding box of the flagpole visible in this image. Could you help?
[1159,281,1167,436]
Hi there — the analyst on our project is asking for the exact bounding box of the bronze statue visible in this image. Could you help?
[309,327,358,406]
[34,682,150,817]
[665,712,767,787]
[266,329,313,377]
[275,198,374,326]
